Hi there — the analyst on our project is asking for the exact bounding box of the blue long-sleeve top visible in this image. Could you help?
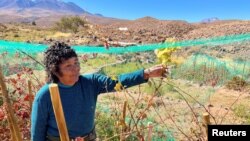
[31,69,147,141]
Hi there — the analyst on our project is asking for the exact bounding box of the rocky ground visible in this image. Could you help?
[96,17,250,43]
[65,18,250,60]
[1,17,250,59]
[91,18,250,60]
[2,17,250,44]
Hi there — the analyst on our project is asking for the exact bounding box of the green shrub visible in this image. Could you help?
[13,34,19,38]
[95,110,119,140]
[54,16,87,33]
[233,104,250,124]
[225,76,248,91]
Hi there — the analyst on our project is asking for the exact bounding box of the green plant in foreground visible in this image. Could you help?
[232,104,250,124]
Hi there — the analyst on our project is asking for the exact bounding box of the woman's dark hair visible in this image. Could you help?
[44,42,77,83]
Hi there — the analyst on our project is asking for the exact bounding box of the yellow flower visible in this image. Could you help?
[155,37,181,65]
[110,75,123,91]
[114,82,123,91]
[111,75,118,81]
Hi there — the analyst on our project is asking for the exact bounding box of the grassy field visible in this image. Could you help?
[0,23,91,44]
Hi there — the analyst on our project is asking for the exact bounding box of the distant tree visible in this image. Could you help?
[31,21,36,26]
[54,16,87,33]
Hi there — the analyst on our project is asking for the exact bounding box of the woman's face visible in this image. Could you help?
[57,57,80,85]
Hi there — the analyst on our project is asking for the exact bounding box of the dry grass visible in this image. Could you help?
[96,78,250,140]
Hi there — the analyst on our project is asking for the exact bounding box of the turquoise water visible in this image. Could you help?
[1,33,250,54]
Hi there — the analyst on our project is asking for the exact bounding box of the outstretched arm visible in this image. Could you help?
[93,64,169,94]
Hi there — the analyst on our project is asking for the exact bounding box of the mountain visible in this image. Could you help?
[94,13,104,17]
[201,17,220,23]
[0,0,34,9]
[33,0,84,14]
[0,0,125,26]
[0,0,84,14]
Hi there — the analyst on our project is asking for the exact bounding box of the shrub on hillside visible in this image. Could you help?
[54,16,87,33]
[225,76,248,91]
[31,21,36,26]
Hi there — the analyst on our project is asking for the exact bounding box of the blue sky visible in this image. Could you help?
[64,0,250,22]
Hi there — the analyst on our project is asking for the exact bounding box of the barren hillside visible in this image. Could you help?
[96,17,250,44]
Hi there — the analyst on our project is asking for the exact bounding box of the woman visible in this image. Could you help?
[31,42,168,141]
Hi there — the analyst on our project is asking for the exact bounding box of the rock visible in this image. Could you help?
[107,37,113,41]
[133,36,140,40]
[208,104,214,107]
